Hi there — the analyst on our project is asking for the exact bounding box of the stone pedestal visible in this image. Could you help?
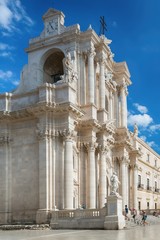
[104,194,125,230]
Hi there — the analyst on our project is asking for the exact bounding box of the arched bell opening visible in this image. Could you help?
[43,50,65,84]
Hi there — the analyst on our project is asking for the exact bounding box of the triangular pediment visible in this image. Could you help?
[42,8,62,20]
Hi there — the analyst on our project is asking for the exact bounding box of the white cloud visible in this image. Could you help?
[0,51,11,57]
[128,113,153,128]
[147,141,156,148]
[0,0,34,33]
[149,124,160,132]
[0,42,14,58]
[0,70,13,79]
[12,80,19,86]
[140,135,147,142]
[133,103,148,114]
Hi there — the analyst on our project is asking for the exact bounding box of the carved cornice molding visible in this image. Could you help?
[77,119,101,130]
[115,128,134,150]
[101,120,115,134]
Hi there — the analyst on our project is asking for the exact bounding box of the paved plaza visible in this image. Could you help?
[0,224,159,240]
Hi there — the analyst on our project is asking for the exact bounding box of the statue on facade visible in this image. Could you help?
[110,172,120,195]
[63,52,78,83]
[133,123,138,137]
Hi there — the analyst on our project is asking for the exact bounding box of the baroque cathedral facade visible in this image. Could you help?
[0,8,160,224]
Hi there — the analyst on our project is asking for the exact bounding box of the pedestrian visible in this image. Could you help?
[125,205,129,220]
[132,208,137,223]
[142,211,147,225]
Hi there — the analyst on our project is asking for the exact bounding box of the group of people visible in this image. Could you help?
[124,205,148,225]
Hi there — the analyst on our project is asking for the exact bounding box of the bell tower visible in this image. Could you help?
[42,8,65,36]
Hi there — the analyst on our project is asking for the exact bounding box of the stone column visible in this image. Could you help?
[120,83,128,128]
[133,164,138,210]
[125,162,129,206]
[121,159,126,209]
[63,130,74,209]
[87,45,95,104]
[87,142,96,208]
[99,145,107,208]
[99,57,105,109]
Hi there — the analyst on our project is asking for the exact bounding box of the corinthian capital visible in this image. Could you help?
[84,141,98,151]
[87,45,96,58]
[60,129,76,140]
[97,144,109,154]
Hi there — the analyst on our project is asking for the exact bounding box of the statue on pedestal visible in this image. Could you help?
[110,172,120,196]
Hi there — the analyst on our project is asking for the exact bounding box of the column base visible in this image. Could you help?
[36,209,51,224]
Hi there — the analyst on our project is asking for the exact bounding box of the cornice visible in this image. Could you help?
[77,119,101,130]
[114,127,134,150]
[0,102,84,120]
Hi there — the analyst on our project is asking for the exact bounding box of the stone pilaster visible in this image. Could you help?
[133,164,138,210]
[87,45,95,104]
[99,56,105,109]
[0,130,12,224]
[86,142,97,209]
[98,145,107,208]
[36,121,55,223]
[120,82,128,128]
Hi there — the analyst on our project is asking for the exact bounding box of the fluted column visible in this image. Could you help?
[120,82,128,127]
[99,57,105,109]
[99,145,107,208]
[87,45,95,104]
[63,130,74,209]
[133,164,138,210]
[87,142,96,208]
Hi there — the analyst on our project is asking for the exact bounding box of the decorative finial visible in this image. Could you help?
[88,24,92,30]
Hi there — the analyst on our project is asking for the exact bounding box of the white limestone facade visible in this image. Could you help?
[0,8,160,224]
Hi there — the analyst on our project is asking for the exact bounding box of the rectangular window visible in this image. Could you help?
[155,203,157,210]
[147,178,149,190]
[138,201,141,210]
[147,202,149,209]
[138,175,141,188]
[147,154,150,162]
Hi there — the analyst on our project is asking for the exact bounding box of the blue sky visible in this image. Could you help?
[0,0,160,153]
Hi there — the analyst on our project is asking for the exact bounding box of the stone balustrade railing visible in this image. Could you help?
[51,208,107,220]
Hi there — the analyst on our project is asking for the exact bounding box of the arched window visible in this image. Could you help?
[43,50,65,83]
